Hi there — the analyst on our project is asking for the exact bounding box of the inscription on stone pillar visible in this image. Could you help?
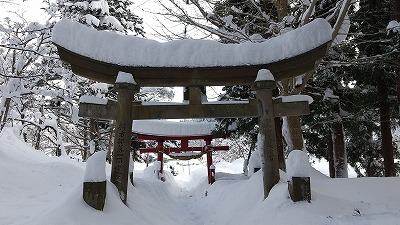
[114,124,126,183]
[264,115,275,161]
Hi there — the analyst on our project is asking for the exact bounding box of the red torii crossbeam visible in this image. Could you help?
[135,132,229,184]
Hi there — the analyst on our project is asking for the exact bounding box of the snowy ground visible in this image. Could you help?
[1,127,400,225]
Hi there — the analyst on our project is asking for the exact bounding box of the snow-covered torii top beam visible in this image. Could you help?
[132,120,217,138]
[52,19,332,86]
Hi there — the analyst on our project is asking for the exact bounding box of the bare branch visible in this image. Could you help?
[0,44,58,59]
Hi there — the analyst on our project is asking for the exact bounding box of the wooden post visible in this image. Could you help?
[110,79,139,204]
[83,181,106,210]
[288,177,311,202]
[205,139,214,184]
[252,71,280,199]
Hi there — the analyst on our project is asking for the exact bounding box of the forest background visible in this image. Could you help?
[0,0,399,179]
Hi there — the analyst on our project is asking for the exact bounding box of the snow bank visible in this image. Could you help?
[1,126,400,225]
[0,128,84,225]
[52,19,332,67]
[142,161,161,180]
[0,127,51,163]
[28,182,145,225]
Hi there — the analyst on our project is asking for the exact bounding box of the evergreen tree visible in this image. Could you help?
[50,0,144,34]
[304,0,400,177]
[349,0,398,176]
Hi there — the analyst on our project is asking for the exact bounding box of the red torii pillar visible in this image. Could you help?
[205,139,215,184]
[156,140,164,180]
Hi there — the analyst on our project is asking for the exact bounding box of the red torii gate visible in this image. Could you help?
[132,123,229,184]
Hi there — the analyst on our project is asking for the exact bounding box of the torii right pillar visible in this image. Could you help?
[252,69,280,199]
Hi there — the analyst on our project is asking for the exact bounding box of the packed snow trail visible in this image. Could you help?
[130,162,252,225]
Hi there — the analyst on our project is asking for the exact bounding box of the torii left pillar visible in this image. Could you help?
[110,77,139,204]
[252,70,280,199]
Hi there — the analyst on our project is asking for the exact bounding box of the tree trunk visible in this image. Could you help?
[275,117,286,171]
[82,119,90,162]
[332,122,347,178]
[365,150,376,177]
[89,118,98,154]
[20,113,28,142]
[82,140,89,161]
[377,77,395,177]
[55,118,62,157]
[332,100,348,178]
[0,98,11,131]
[392,0,400,21]
[327,136,335,178]
[284,116,304,151]
[34,128,41,150]
[273,0,288,20]
[394,0,400,173]
[107,121,114,164]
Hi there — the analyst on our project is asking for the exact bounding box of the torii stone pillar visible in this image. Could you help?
[252,70,280,199]
[110,77,139,204]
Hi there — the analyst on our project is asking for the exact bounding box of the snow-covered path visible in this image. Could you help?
[1,128,400,225]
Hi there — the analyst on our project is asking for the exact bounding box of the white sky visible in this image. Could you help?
[0,0,47,21]
[132,0,213,41]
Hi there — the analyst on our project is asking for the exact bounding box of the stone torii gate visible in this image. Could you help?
[78,72,310,204]
[52,19,332,205]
